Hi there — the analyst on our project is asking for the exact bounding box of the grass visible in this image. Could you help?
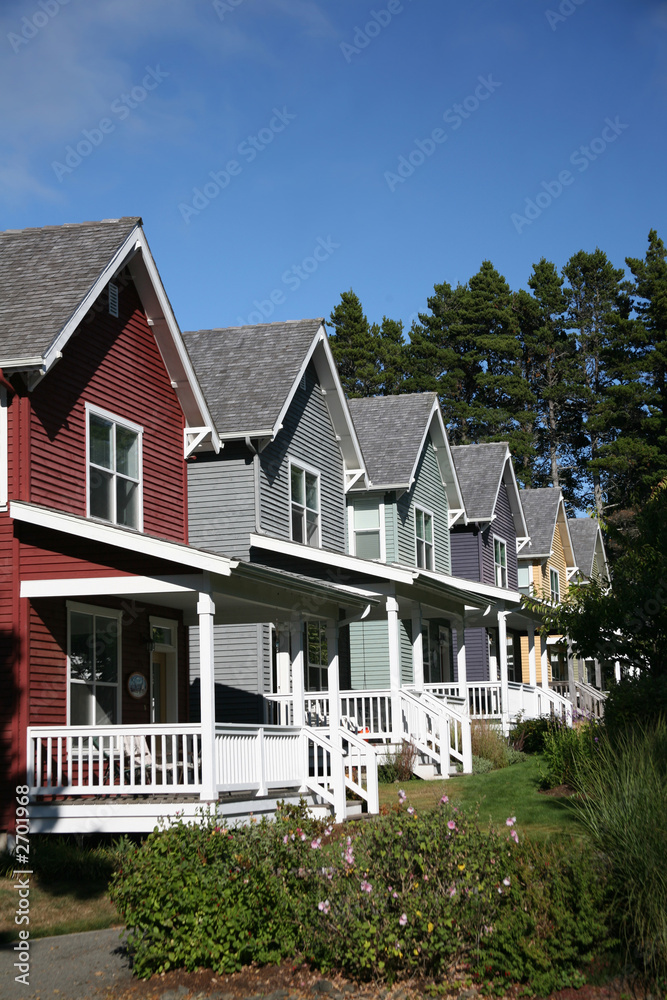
[379,755,584,840]
[0,874,120,943]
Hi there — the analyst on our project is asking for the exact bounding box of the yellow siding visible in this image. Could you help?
[519,632,549,685]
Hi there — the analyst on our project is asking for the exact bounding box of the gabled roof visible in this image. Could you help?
[347,393,465,515]
[568,517,610,585]
[450,442,528,537]
[0,217,218,449]
[183,320,367,482]
[519,487,575,566]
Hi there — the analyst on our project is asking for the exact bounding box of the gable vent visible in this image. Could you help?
[300,373,307,391]
[108,282,119,318]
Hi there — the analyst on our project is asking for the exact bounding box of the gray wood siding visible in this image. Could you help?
[396,437,450,572]
[259,361,346,551]
[481,480,518,588]
[188,442,255,560]
[452,626,489,683]
[400,618,413,685]
[450,528,482,582]
[385,493,399,563]
[189,623,265,723]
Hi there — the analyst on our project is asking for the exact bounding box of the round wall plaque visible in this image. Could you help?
[127,672,148,699]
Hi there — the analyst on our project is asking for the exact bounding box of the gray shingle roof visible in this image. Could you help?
[0,218,141,363]
[347,393,438,486]
[182,320,323,436]
[450,443,509,520]
[519,487,563,557]
[568,518,600,579]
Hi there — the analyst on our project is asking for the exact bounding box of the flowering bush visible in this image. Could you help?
[111,795,610,994]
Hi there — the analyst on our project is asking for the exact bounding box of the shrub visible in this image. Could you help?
[378,740,417,783]
[470,720,508,769]
[510,715,552,754]
[574,719,667,982]
[603,672,667,740]
[505,747,528,766]
[471,754,494,774]
[539,717,603,789]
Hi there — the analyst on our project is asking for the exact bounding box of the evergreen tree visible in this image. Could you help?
[562,249,626,515]
[327,290,381,397]
[371,316,406,395]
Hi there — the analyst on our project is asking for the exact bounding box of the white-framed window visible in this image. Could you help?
[305,621,328,691]
[550,568,560,604]
[86,403,143,530]
[349,500,385,561]
[290,459,320,547]
[415,506,434,570]
[67,602,121,725]
[0,387,7,511]
[494,537,508,588]
[517,564,531,595]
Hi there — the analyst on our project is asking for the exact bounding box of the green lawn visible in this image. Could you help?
[378,755,583,840]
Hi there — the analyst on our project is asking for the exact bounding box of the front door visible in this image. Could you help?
[151,651,168,723]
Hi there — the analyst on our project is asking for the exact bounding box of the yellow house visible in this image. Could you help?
[517,488,576,686]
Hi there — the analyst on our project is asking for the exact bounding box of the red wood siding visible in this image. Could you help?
[27,278,187,543]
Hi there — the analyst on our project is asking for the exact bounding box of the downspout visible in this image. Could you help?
[245,437,262,534]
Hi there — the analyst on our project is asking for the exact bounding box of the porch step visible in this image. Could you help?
[412,762,440,780]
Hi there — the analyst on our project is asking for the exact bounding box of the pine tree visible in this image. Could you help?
[327,290,381,397]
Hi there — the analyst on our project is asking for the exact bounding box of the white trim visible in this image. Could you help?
[349,497,386,562]
[516,536,530,553]
[412,400,466,516]
[149,615,178,723]
[67,601,123,725]
[414,503,435,571]
[20,575,200,600]
[10,500,237,577]
[448,508,465,528]
[415,566,522,605]
[288,457,322,548]
[250,531,415,584]
[86,402,144,532]
[0,387,7,510]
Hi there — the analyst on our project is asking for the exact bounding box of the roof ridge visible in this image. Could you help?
[0,217,141,237]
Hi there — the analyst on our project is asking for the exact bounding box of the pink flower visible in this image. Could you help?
[360,880,372,893]
[301,833,307,841]
[407,806,414,815]
[447,820,457,831]
[392,890,398,898]
[399,913,407,926]
[397,829,403,837]
[398,789,407,804]
[440,794,449,804]
[448,885,456,897]
[318,899,330,914]
[311,838,322,850]
[283,834,289,844]
[506,816,516,827]
[503,877,511,886]
[423,874,429,881]
[510,829,519,844]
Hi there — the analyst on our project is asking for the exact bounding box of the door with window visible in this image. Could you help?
[149,619,178,723]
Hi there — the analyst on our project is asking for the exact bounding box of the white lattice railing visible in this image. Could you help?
[400,688,472,774]
[27,725,203,796]
[215,724,302,794]
[467,682,503,718]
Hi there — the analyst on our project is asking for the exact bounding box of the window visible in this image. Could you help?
[305,621,328,691]
[352,501,383,560]
[550,568,560,604]
[494,538,508,588]
[415,507,434,570]
[68,603,121,725]
[517,564,530,595]
[290,461,319,547]
[87,405,142,529]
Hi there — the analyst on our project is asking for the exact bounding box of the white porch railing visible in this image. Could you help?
[551,679,606,718]
[466,682,503,718]
[400,688,472,774]
[27,725,203,796]
[507,682,573,726]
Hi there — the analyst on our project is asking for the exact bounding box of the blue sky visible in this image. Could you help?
[1,0,666,335]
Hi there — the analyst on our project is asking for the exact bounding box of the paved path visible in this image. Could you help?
[0,927,133,1000]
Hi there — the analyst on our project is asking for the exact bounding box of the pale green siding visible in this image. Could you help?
[349,620,389,688]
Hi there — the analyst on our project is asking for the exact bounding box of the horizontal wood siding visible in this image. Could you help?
[396,437,450,572]
[189,623,265,724]
[27,279,187,543]
[400,618,413,685]
[259,362,345,551]
[384,493,398,564]
[452,626,489,683]
[480,480,518,589]
[349,620,389,689]
[450,528,482,582]
[188,444,255,559]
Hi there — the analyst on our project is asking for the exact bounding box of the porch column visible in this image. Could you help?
[455,621,467,695]
[276,627,291,694]
[497,611,510,734]
[197,592,217,801]
[527,622,537,687]
[327,620,346,822]
[594,659,602,690]
[540,638,550,690]
[387,595,402,744]
[290,620,305,726]
[566,638,576,703]
[411,606,424,691]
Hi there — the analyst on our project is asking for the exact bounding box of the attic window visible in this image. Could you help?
[108,283,119,318]
[300,373,307,392]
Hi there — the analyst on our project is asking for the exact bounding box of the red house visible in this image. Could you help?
[0,218,375,837]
